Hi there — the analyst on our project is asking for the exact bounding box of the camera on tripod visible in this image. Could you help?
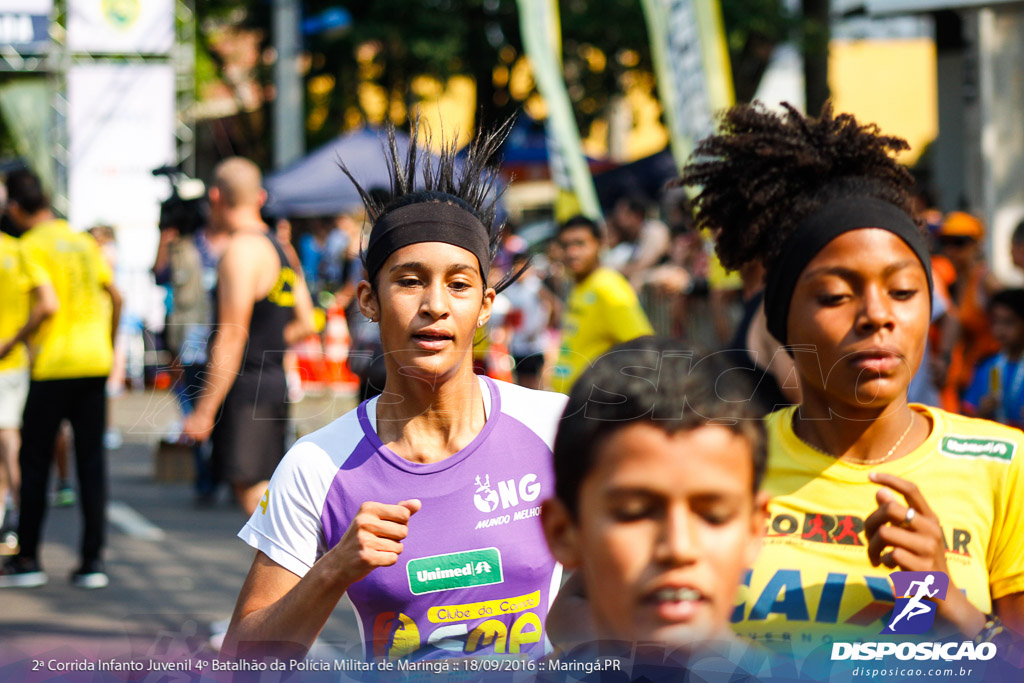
[153,165,207,236]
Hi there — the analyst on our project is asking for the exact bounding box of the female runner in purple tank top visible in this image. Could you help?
[223,121,569,663]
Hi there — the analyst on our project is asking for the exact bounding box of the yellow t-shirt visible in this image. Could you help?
[707,249,743,291]
[0,234,30,373]
[731,404,1024,659]
[702,229,742,291]
[20,219,114,380]
[551,267,654,394]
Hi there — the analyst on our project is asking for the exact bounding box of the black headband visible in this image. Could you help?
[764,196,933,345]
[365,200,491,283]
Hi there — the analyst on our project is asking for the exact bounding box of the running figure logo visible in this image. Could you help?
[882,571,950,635]
[473,475,499,513]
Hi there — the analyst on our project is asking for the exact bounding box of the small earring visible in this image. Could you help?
[477,320,484,328]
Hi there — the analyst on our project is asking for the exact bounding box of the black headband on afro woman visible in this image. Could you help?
[364,199,491,283]
[764,196,933,345]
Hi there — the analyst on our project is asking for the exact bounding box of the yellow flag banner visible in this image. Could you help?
[517,0,602,220]
[640,0,734,168]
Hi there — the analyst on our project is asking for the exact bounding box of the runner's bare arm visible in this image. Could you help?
[104,282,122,347]
[222,552,330,659]
[225,500,421,658]
[0,283,58,360]
[284,264,316,346]
[182,239,259,440]
[994,593,1024,636]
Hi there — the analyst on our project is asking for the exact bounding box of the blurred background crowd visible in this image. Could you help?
[5,0,1024,668]
[3,0,1024,568]
[6,0,1024,503]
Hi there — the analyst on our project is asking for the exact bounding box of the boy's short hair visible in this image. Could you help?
[557,214,602,241]
[5,168,48,215]
[616,194,647,217]
[553,336,767,516]
[1013,220,1024,246]
[989,288,1024,322]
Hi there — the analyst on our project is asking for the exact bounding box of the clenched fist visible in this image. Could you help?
[329,499,422,586]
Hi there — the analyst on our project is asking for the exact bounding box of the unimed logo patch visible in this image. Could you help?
[407,548,503,595]
[940,436,1015,462]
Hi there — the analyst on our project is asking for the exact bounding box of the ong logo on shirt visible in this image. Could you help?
[407,548,504,595]
[882,571,949,635]
[473,473,541,513]
[474,475,500,512]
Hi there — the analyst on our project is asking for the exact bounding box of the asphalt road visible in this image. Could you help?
[0,388,364,677]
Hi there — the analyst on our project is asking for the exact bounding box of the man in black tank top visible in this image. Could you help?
[182,158,315,514]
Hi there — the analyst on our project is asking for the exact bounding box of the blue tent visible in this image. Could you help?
[263,128,411,217]
[264,127,503,218]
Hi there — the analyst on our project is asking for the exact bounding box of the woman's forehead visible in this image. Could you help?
[384,241,483,274]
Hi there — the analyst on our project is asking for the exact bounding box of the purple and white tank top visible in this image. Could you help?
[239,376,567,661]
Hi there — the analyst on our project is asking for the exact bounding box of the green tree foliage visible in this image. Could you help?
[721,0,795,103]
[194,0,790,155]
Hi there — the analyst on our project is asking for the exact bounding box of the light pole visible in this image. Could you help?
[273,0,303,169]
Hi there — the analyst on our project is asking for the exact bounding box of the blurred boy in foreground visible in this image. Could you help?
[542,337,769,669]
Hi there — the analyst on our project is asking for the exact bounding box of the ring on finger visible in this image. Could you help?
[900,507,916,529]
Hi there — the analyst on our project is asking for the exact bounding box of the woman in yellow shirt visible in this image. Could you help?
[680,103,1024,660]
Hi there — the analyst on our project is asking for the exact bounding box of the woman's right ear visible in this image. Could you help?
[355,280,378,323]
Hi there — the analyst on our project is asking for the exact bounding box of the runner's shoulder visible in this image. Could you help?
[491,378,568,446]
[223,229,276,259]
[924,405,1023,465]
[287,403,364,461]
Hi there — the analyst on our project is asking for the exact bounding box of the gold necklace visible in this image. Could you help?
[793,412,916,466]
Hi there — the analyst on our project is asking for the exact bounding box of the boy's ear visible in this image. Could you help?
[744,490,771,567]
[541,498,581,569]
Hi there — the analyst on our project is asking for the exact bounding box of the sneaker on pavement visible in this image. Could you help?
[0,556,47,588]
[71,560,108,589]
[53,486,76,507]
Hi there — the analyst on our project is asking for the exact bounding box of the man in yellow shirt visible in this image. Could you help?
[0,190,29,555]
[0,169,121,590]
[551,215,654,394]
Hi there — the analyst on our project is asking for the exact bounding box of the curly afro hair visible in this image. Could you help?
[678,102,919,273]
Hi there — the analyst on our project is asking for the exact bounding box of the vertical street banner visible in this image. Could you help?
[640,0,734,167]
[68,63,174,259]
[0,80,54,192]
[517,0,602,220]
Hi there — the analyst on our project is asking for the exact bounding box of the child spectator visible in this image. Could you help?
[963,289,1024,430]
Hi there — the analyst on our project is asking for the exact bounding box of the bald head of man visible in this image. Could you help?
[210,157,265,210]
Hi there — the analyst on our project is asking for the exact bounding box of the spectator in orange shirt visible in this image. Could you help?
[934,212,1002,413]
